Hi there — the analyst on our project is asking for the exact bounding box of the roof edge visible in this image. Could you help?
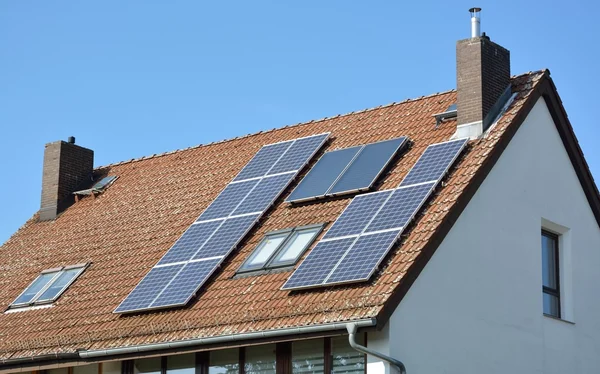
[1,319,376,370]
[376,69,600,328]
[96,90,461,170]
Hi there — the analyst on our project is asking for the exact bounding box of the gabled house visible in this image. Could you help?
[1,9,599,374]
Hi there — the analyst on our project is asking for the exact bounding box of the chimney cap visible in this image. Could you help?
[68,136,76,144]
[469,7,482,14]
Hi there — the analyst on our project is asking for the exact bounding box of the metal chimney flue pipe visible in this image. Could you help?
[469,7,481,38]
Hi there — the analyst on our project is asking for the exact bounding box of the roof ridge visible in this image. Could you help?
[96,70,546,170]
[96,89,458,170]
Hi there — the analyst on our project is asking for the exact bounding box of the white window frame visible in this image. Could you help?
[237,224,324,274]
[10,264,88,308]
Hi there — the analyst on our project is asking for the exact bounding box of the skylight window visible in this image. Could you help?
[237,225,323,274]
[73,175,118,197]
[10,265,87,308]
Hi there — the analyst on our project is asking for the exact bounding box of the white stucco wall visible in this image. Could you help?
[367,98,600,374]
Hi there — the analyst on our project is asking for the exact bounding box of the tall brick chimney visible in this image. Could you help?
[39,137,94,221]
[455,8,511,139]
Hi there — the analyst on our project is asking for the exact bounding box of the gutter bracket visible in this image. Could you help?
[346,323,406,374]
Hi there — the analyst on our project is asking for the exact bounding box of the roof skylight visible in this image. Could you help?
[10,265,87,309]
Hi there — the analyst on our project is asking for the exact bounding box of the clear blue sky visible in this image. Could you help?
[1,1,598,244]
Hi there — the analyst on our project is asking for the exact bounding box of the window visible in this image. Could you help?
[209,348,239,374]
[292,339,325,374]
[10,264,87,308]
[331,335,365,374]
[542,230,560,318]
[237,225,323,274]
[245,344,276,374]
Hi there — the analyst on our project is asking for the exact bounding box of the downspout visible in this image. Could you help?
[346,323,406,374]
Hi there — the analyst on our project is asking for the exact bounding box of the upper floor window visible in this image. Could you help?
[10,264,87,309]
[542,230,560,318]
[237,224,323,274]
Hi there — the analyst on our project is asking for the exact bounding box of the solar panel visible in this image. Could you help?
[365,182,436,233]
[286,146,361,203]
[157,220,222,265]
[197,179,259,222]
[114,264,183,313]
[233,141,292,182]
[328,137,407,195]
[232,173,295,215]
[268,135,330,175]
[322,190,393,240]
[150,258,221,308]
[192,214,259,259]
[399,138,467,187]
[116,133,329,313]
[282,138,468,291]
[281,237,356,290]
[286,137,407,203]
[324,230,400,285]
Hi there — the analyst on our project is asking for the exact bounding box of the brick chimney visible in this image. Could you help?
[40,137,94,221]
[455,8,511,139]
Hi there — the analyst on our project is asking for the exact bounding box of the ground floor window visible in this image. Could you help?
[127,334,365,374]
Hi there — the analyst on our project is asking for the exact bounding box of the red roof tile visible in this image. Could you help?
[0,71,550,359]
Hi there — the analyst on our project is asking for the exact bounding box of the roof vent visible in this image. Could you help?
[68,136,76,144]
[469,7,481,38]
[433,104,458,127]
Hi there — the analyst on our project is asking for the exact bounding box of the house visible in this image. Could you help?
[1,8,599,374]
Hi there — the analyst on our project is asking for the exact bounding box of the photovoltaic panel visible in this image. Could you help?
[286,137,408,203]
[114,264,183,313]
[365,182,436,233]
[197,179,259,222]
[328,137,407,195]
[286,146,361,203]
[232,173,295,216]
[283,138,468,291]
[268,135,330,175]
[281,237,355,290]
[157,220,222,265]
[324,230,400,285]
[322,190,393,240]
[116,133,329,313]
[192,214,259,259]
[150,258,221,308]
[233,141,292,182]
[399,138,468,187]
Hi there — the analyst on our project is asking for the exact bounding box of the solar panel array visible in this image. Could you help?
[115,133,329,313]
[282,138,468,290]
[287,137,408,203]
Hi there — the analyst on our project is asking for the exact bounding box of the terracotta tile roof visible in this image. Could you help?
[0,71,547,359]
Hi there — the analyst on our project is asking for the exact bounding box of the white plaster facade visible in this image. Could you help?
[368,98,600,374]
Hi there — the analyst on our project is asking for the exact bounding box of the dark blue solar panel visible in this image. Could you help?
[233,173,295,215]
[286,146,361,203]
[192,214,258,259]
[365,182,435,233]
[268,134,329,175]
[150,259,221,308]
[325,230,400,285]
[328,137,407,195]
[197,179,259,222]
[399,138,467,187]
[114,264,183,313]
[233,141,292,182]
[281,237,355,290]
[157,220,222,265]
[323,190,393,240]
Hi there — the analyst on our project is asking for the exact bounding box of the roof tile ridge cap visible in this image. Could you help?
[94,89,458,170]
[511,69,548,79]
